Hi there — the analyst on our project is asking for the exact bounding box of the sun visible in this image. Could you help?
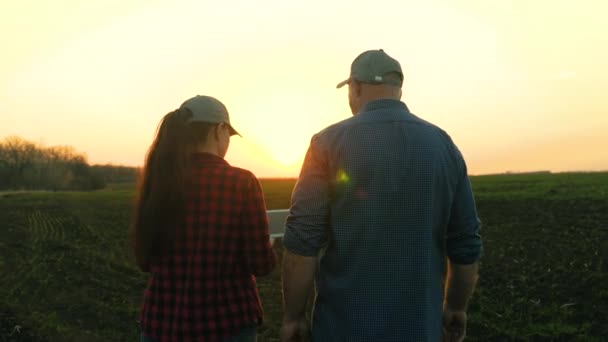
[269,144,305,166]
[259,132,310,170]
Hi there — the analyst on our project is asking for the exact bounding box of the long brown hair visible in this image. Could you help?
[130,107,217,271]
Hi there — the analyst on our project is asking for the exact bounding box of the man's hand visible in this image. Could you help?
[281,250,316,342]
[280,318,310,342]
[442,261,478,341]
[442,308,467,342]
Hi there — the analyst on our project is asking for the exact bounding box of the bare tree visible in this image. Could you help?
[0,136,105,190]
[1,136,37,188]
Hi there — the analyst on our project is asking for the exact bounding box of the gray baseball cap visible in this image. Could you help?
[336,49,403,89]
[179,95,240,136]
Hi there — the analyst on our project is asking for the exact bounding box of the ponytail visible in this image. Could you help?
[130,108,193,271]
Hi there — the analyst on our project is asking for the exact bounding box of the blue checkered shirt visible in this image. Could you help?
[284,99,482,342]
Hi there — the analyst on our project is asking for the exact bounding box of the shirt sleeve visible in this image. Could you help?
[241,172,277,276]
[446,161,483,265]
[283,134,330,257]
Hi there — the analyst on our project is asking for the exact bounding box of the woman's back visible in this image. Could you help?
[133,96,276,342]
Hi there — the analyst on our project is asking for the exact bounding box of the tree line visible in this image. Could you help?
[0,136,138,191]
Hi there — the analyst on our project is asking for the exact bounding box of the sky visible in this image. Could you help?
[1,0,607,177]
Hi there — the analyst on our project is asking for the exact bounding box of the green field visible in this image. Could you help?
[1,173,607,341]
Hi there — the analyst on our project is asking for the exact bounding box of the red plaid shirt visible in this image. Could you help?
[139,153,277,341]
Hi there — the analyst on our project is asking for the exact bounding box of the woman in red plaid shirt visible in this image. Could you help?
[130,95,277,342]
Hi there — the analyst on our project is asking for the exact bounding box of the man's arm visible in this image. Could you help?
[443,157,483,341]
[442,261,478,342]
[446,170,482,265]
[444,167,481,306]
[282,250,316,321]
[444,261,479,311]
[281,135,329,341]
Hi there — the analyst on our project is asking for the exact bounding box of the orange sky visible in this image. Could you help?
[1,0,607,176]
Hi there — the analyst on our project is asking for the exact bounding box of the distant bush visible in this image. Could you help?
[0,136,105,191]
[90,164,138,185]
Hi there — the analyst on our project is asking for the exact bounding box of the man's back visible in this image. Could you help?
[284,99,482,341]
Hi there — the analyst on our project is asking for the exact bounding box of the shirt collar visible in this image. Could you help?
[192,152,229,165]
[360,99,409,114]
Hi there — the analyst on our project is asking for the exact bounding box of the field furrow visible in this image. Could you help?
[1,173,607,341]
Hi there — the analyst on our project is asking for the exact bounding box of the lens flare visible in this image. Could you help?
[336,169,350,183]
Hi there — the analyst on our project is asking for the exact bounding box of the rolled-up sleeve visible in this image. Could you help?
[447,165,483,265]
[283,135,330,257]
[241,173,277,276]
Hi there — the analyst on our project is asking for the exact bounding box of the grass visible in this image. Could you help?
[1,173,607,341]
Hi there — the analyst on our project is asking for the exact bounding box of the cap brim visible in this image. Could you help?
[228,124,241,137]
[336,78,351,89]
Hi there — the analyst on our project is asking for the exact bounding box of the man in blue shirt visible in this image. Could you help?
[281,49,483,342]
